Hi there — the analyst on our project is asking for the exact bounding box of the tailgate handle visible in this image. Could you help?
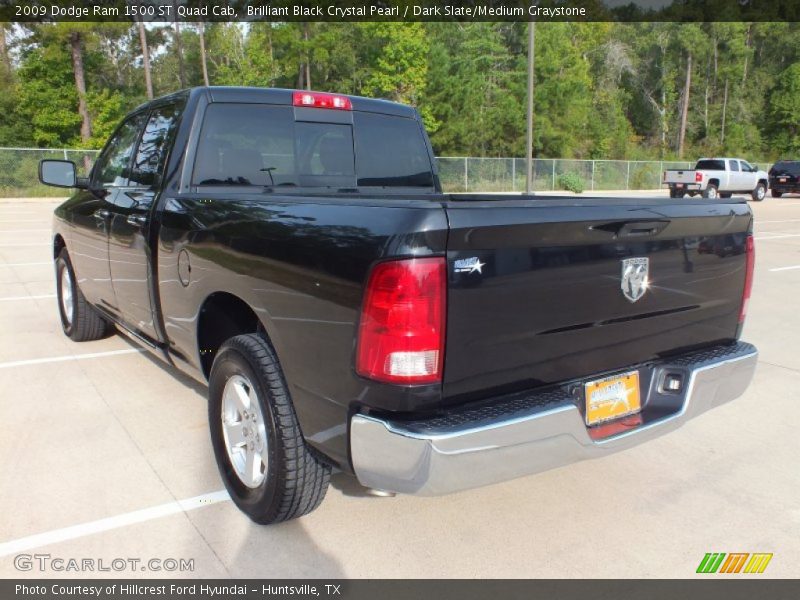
[593,220,670,238]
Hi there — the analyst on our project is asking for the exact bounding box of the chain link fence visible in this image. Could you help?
[0,148,770,197]
[0,148,100,197]
[436,157,770,193]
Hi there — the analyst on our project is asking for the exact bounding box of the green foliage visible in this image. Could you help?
[0,21,798,165]
[767,63,800,156]
[557,171,585,193]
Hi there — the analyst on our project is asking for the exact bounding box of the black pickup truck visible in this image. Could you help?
[40,87,758,524]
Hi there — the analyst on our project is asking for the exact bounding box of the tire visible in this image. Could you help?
[55,249,110,342]
[771,190,782,198]
[703,184,718,199]
[720,192,732,199]
[669,189,683,199]
[208,333,330,524]
[751,182,766,202]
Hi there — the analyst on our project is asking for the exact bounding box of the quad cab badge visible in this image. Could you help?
[621,257,649,302]
[454,257,485,274]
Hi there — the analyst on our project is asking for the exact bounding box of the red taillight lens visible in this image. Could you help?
[356,257,446,384]
[293,91,352,110]
[739,235,755,324]
[695,172,703,183]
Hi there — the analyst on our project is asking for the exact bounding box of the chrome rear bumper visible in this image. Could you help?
[350,342,757,495]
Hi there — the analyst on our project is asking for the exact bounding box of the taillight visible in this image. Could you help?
[695,172,703,182]
[739,235,755,324]
[356,257,446,384]
[293,91,352,110]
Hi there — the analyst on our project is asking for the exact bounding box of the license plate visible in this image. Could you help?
[779,177,787,183]
[584,370,641,426]
[675,183,684,188]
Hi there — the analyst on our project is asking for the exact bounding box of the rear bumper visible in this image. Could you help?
[769,183,799,192]
[666,182,702,190]
[350,342,757,495]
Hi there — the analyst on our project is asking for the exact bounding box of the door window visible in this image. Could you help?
[129,104,183,188]
[93,114,147,188]
[729,160,740,172]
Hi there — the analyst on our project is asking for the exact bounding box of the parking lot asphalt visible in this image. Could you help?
[0,193,798,578]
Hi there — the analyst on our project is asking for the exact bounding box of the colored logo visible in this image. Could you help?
[696,552,773,574]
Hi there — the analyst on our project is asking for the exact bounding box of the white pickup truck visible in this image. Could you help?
[663,158,768,201]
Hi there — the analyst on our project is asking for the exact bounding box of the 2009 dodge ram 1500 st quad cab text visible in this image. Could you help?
[40,87,758,524]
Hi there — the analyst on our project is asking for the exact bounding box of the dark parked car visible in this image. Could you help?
[769,160,800,197]
[39,87,758,524]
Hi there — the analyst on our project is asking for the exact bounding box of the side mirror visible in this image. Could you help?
[39,159,80,188]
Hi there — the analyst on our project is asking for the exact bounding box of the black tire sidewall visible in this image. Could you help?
[208,343,281,518]
[753,183,766,201]
[55,252,76,337]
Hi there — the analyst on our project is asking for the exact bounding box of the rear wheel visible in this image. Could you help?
[752,182,766,202]
[669,188,683,199]
[720,192,732,199]
[703,184,719,199]
[771,190,782,198]
[55,249,110,341]
[208,334,330,524]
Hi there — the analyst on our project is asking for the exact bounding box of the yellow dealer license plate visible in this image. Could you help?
[584,370,641,426]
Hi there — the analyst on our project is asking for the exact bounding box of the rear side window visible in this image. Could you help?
[192,103,434,189]
[696,159,725,171]
[728,160,740,172]
[193,104,294,187]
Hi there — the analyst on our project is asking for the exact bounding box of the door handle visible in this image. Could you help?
[93,209,111,219]
[126,213,147,227]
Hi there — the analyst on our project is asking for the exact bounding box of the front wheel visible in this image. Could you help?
[55,249,110,341]
[208,334,330,524]
[752,182,766,202]
[703,184,719,199]
[771,189,782,198]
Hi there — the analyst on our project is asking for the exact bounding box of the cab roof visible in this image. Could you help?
[136,86,418,119]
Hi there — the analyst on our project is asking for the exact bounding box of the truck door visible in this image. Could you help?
[739,160,757,191]
[107,103,183,342]
[727,159,743,190]
[69,113,148,315]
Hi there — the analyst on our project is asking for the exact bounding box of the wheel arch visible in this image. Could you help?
[707,178,720,188]
[197,291,268,380]
[53,233,66,260]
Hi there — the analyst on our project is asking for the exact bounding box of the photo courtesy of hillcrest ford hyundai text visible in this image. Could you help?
[40,86,757,524]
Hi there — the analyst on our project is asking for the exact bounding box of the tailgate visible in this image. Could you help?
[664,170,697,184]
[442,198,752,399]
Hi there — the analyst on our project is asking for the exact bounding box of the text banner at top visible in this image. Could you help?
[2,0,800,23]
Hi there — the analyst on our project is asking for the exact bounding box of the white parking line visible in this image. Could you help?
[0,261,51,267]
[756,219,800,224]
[0,294,56,301]
[769,265,800,272]
[0,229,50,233]
[0,242,50,248]
[0,348,143,370]
[0,219,48,223]
[754,233,800,241]
[0,490,230,557]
